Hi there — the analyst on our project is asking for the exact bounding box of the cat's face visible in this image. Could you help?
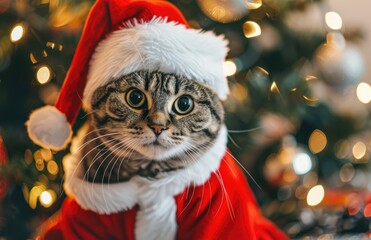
[90,71,224,161]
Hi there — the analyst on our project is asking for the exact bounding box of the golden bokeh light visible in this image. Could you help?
[356,82,371,104]
[10,24,25,42]
[29,185,46,209]
[270,81,280,94]
[325,11,342,30]
[307,185,325,207]
[246,0,262,10]
[308,129,327,154]
[36,65,52,84]
[39,190,56,208]
[243,21,261,38]
[35,158,45,171]
[352,141,366,160]
[223,60,237,77]
[47,160,59,175]
[40,148,53,161]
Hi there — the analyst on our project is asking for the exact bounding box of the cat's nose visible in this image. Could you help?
[148,124,168,136]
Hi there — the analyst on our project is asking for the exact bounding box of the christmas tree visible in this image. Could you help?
[0,0,371,239]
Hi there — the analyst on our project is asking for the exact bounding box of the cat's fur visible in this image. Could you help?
[81,71,224,183]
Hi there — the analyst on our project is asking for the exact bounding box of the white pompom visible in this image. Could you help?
[26,106,72,151]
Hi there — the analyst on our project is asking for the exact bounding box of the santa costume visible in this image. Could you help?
[27,0,288,239]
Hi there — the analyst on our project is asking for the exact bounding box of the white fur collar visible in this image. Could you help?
[63,125,227,212]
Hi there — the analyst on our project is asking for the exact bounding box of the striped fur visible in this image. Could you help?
[81,71,224,183]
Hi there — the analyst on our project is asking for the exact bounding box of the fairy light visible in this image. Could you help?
[36,65,51,84]
[356,82,371,104]
[223,60,237,76]
[293,152,312,175]
[270,81,280,94]
[307,185,325,206]
[325,11,342,30]
[246,0,262,10]
[352,141,366,160]
[10,24,25,42]
[308,129,327,154]
[47,160,59,175]
[243,21,261,38]
[39,190,56,208]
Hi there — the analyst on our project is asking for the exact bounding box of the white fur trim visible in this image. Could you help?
[26,106,72,151]
[63,125,227,240]
[84,18,229,110]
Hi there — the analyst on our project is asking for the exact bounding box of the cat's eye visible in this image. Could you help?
[173,95,194,115]
[126,88,146,109]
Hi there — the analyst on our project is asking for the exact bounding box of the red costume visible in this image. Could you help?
[41,154,287,240]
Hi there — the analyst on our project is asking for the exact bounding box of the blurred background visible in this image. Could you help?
[1,0,371,239]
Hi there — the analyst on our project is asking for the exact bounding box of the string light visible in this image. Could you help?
[352,141,366,160]
[356,82,371,104]
[39,190,56,208]
[308,129,327,154]
[36,65,52,84]
[223,60,237,76]
[10,24,25,42]
[293,152,312,175]
[325,11,342,30]
[246,0,262,10]
[243,21,261,38]
[307,185,325,206]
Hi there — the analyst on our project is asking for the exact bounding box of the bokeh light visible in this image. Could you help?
[307,185,325,206]
[356,82,371,104]
[246,0,262,9]
[10,24,25,42]
[47,160,59,175]
[293,152,312,175]
[36,65,52,84]
[223,60,237,76]
[39,190,56,208]
[352,141,366,160]
[308,129,327,154]
[325,11,342,30]
[243,21,261,38]
[339,163,355,183]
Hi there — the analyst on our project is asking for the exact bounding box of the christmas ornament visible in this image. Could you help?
[196,0,249,23]
[314,33,364,89]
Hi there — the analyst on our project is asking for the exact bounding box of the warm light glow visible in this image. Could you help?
[47,160,59,175]
[35,159,45,171]
[356,82,371,104]
[223,60,237,76]
[325,11,342,30]
[243,21,261,38]
[246,0,262,9]
[29,185,46,209]
[308,129,327,154]
[39,190,56,208]
[36,65,51,84]
[352,141,366,160]
[307,185,325,206]
[339,163,355,183]
[364,203,371,218]
[10,24,24,42]
[40,149,53,161]
[270,81,280,94]
[40,190,52,207]
[293,152,312,175]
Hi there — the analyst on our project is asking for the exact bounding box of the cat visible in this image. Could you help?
[36,70,288,240]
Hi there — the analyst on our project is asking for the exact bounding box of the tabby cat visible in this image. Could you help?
[81,70,224,183]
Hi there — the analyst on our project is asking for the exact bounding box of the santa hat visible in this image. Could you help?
[26,0,229,151]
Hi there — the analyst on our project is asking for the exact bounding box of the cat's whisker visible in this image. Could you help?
[227,127,262,133]
[225,151,262,191]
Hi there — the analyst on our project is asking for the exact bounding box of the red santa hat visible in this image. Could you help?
[26,0,229,151]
